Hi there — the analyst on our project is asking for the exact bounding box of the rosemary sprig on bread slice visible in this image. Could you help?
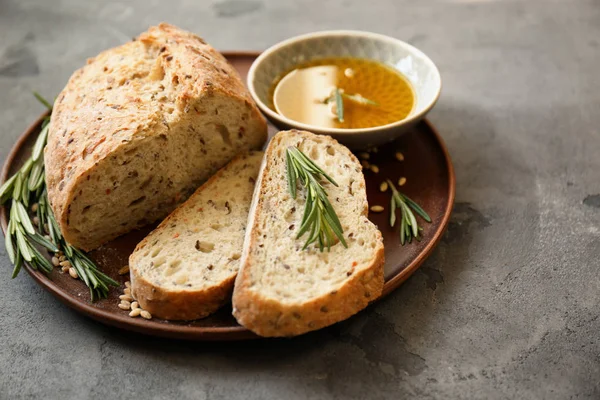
[233,130,385,337]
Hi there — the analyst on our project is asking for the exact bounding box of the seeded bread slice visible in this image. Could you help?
[232,130,385,337]
[129,151,263,320]
[46,23,267,251]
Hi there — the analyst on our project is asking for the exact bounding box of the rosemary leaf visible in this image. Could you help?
[5,225,15,264]
[32,125,49,162]
[389,194,397,227]
[33,91,53,110]
[28,162,44,191]
[12,173,23,202]
[11,251,23,279]
[15,229,33,262]
[334,88,344,123]
[15,201,35,235]
[20,175,30,207]
[27,232,59,253]
[286,150,297,199]
[402,194,432,223]
[0,174,17,204]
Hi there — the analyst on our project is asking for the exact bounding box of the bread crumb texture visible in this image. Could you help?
[45,23,267,250]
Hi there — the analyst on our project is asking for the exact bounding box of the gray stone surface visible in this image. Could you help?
[1,0,599,398]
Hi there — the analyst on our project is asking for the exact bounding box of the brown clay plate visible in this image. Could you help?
[0,52,455,340]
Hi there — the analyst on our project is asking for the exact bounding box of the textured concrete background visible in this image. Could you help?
[1,0,599,398]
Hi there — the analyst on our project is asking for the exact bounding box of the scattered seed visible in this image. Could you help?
[125,281,131,288]
[131,301,139,310]
[32,216,40,226]
[68,267,78,279]
[129,308,141,317]
[360,160,370,169]
[118,265,130,275]
[59,255,66,262]
[370,205,385,213]
[61,265,70,272]
[398,177,407,186]
[31,203,39,212]
[370,147,378,153]
[51,256,60,267]
[379,182,388,192]
[123,287,131,295]
[140,310,152,320]
[118,303,131,310]
[119,294,133,302]
[120,300,131,307]
[395,151,404,161]
[358,152,370,160]
[370,165,380,173]
[59,260,72,268]
[44,234,51,241]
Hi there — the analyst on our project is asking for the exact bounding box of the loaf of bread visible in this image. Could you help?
[129,151,263,320]
[45,23,267,251]
[232,130,385,337]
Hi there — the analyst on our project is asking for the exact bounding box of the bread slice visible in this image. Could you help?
[232,130,385,337]
[129,151,263,320]
[45,23,267,251]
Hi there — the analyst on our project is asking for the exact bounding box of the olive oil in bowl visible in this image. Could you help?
[271,57,415,130]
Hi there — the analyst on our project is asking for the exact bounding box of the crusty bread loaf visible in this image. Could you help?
[129,151,263,320]
[45,23,267,251]
[232,130,385,337]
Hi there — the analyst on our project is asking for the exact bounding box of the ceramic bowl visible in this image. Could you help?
[247,30,442,149]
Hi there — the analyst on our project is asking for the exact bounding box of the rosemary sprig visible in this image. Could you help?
[324,88,379,123]
[286,147,348,251]
[387,180,431,245]
[0,94,118,301]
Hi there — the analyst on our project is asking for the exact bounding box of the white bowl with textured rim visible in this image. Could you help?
[247,30,442,149]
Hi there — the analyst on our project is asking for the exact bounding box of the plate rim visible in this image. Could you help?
[0,51,455,340]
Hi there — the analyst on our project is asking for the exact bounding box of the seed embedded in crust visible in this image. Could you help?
[369,165,379,173]
[358,152,370,160]
[370,205,385,213]
[398,177,407,186]
[395,151,404,161]
[129,308,141,317]
[140,310,152,320]
[118,303,131,310]
[68,267,78,279]
[118,265,130,275]
[379,182,388,192]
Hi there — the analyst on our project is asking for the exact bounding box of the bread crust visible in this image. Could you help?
[46,23,266,250]
[232,130,385,337]
[129,152,262,320]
